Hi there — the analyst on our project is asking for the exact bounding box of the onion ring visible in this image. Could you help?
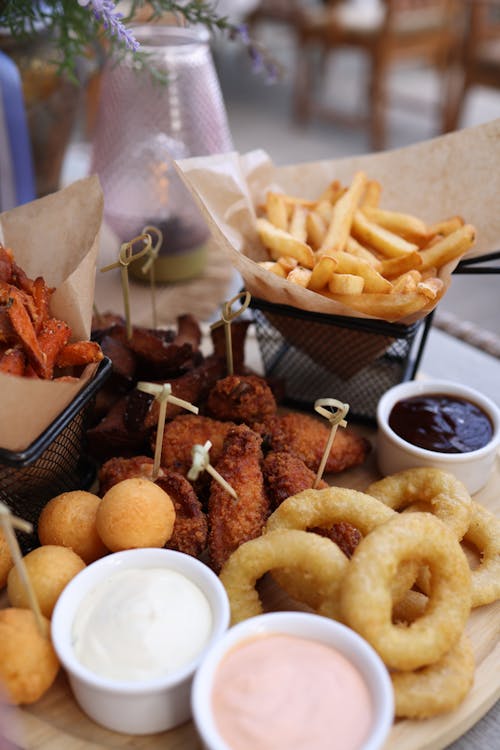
[392,633,475,719]
[462,501,500,608]
[219,528,349,624]
[366,467,472,540]
[265,487,417,607]
[339,513,472,671]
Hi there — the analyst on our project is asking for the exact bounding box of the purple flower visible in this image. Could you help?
[79,0,140,52]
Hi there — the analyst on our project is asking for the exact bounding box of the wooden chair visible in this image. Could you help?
[446,1,500,131]
[292,1,464,151]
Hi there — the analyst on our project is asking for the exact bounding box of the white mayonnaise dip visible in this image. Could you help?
[72,567,212,682]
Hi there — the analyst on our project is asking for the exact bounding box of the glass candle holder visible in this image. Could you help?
[90,25,233,282]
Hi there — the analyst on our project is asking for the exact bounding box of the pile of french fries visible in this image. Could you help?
[255,171,476,321]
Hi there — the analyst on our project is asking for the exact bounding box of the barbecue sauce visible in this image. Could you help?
[389,393,493,453]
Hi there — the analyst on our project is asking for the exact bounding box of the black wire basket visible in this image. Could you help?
[0,357,112,551]
[249,252,500,423]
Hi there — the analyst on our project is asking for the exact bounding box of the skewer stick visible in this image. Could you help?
[188,440,238,501]
[313,398,350,488]
[0,503,45,636]
[140,225,163,330]
[136,382,199,480]
[210,291,251,376]
[100,233,152,340]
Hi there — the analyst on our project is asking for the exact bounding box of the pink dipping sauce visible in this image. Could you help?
[211,633,373,750]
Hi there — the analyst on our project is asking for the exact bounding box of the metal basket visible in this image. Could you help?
[0,357,112,551]
[249,295,433,423]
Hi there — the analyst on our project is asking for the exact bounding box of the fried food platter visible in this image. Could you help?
[1,425,499,750]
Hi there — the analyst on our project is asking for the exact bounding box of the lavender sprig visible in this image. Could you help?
[78,0,139,52]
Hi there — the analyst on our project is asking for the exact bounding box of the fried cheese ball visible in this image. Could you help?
[0,527,13,589]
[7,545,86,619]
[37,490,108,564]
[0,608,59,705]
[96,477,176,552]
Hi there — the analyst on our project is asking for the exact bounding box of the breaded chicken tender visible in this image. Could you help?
[206,374,277,424]
[98,455,164,496]
[208,425,269,573]
[160,414,236,477]
[260,413,371,474]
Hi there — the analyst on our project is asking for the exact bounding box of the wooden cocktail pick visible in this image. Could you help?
[100,233,152,340]
[136,382,199,481]
[209,291,251,376]
[188,440,238,501]
[0,502,45,636]
[139,225,163,330]
[313,398,350,488]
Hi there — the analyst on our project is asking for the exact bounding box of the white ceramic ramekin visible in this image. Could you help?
[191,611,394,750]
[51,548,230,735]
[377,379,500,494]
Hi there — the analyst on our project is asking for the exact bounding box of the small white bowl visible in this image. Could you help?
[51,548,230,735]
[377,379,500,494]
[191,611,394,750]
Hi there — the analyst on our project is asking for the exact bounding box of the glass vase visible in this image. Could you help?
[90,25,233,283]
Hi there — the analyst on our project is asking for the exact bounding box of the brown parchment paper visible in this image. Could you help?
[0,176,103,452]
[175,120,500,323]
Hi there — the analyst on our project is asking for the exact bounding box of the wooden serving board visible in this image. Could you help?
[1,428,499,750]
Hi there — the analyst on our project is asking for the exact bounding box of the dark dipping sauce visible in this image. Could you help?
[389,393,493,454]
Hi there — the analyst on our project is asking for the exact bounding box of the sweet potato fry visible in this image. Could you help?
[37,317,72,378]
[31,276,54,333]
[0,245,13,283]
[0,308,15,344]
[0,347,25,376]
[6,286,46,374]
[55,340,103,369]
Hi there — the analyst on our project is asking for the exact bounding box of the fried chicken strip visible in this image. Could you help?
[263,451,361,558]
[159,414,236,477]
[206,374,277,424]
[208,424,269,573]
[98,456,207,558]
[260,412,371,474]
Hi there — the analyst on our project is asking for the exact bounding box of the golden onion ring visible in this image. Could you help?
[339,513,472,671]
[265,487,417,607]
[219,528,349,625]
[366,467,472,540]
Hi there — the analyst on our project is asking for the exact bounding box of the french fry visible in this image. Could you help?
[378,251,423,279]
[328,273,365,295]
[329,251,393,294]
[345,236,381,269]
[306,211,327,250]
[317,179,342,204]
[308,255,337,292]
[417,276,445,300]
[255,174,476,323]
[289,205,308,242]
[418,224,476,272]
[392,270,421,294]
[257,261,287,278]
[256,218,315,269]
[318,172,368,255]
[323,291,430,321]
[314,199,334,225]
[287,267,312,288]
[361,180,382,209]
[362,206,428,245]
[277,256,298,274]
[352,210,418,258]
[265,192,289,231]
[426,215,464,238]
